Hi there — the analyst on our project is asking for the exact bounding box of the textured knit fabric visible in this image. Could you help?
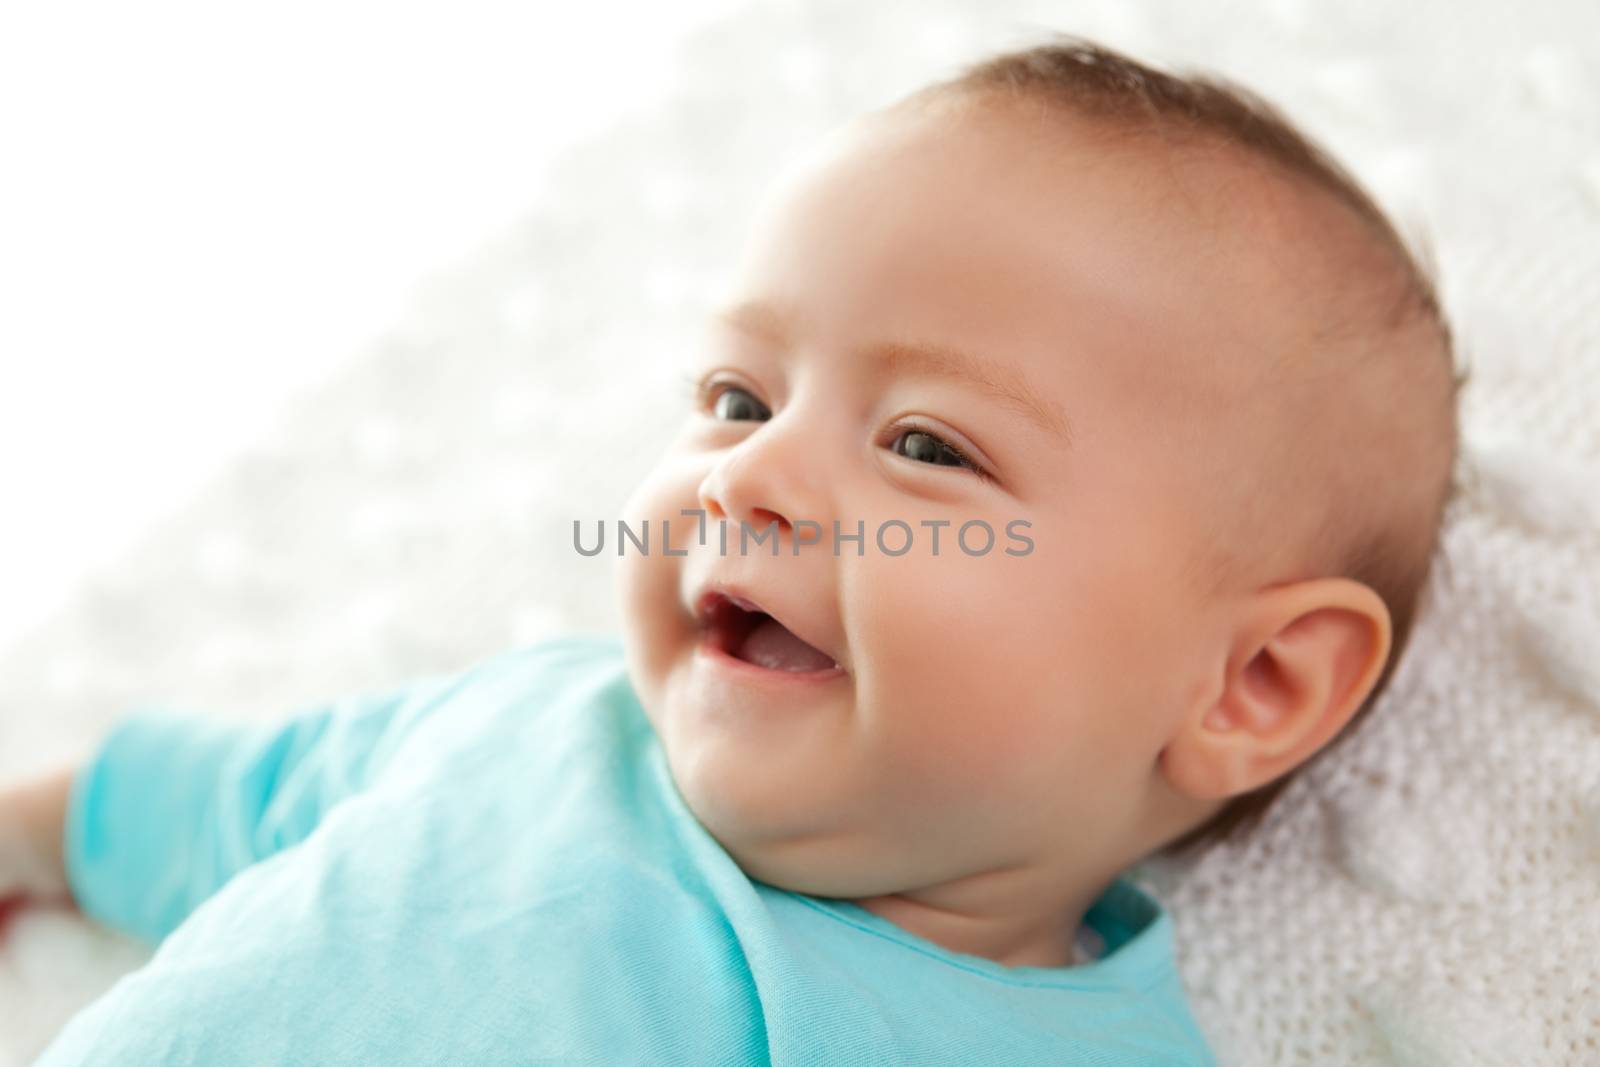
[42,635,1217,1065]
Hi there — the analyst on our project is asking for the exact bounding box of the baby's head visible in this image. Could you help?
[614,35,1464,966]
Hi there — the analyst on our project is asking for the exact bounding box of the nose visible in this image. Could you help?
[696,419,823,542]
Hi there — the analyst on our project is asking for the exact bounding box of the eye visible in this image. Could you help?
[887,427,991,483]
[702,381,771,422]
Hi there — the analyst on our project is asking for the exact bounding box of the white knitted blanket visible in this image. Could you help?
[2,2,1596,1063]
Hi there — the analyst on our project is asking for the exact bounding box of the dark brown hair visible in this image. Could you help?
[905,34,1470,857]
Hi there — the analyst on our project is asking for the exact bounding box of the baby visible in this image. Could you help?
[0,34,1462,1065]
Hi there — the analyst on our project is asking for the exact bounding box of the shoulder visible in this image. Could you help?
[356,634,638,781]
[441,634,636,727]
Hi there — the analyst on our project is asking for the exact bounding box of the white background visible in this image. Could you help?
[0,0,742,650]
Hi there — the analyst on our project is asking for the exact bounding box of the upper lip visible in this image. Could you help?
[690,578,846,672]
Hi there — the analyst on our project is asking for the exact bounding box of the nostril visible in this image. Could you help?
[750,507,786,532]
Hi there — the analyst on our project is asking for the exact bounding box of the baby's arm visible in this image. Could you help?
[0,763,75,906]
[4,666,467,947]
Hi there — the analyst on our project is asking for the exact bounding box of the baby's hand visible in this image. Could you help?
[0,766,75,916]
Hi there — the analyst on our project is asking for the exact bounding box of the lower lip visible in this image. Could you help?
[694,630,848,686]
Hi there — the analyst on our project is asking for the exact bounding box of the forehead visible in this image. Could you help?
[724,97,1316,423]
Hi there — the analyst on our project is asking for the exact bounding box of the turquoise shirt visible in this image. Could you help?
[43,636,1218,1065]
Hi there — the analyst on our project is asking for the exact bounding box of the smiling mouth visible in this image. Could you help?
[699,594,841,674]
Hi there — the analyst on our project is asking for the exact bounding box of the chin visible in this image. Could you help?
[661,752,897,900]
[719,836,914,900]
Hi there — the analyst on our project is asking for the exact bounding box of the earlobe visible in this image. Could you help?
[1162,577,1392,803]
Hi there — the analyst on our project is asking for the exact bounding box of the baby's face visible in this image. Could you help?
[615,98,1273,900]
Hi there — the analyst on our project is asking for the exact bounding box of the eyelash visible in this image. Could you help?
[683,372,995,485]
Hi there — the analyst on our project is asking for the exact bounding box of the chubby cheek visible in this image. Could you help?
[852,547,1072,802]
[613,467,696,721]
[850,522,1164,824]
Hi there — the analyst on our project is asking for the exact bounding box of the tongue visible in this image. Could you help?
[735,616,838,672]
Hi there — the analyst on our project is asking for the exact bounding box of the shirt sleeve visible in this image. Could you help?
[62,665,473,947]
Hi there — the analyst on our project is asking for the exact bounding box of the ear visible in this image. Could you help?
[1160,577,1393,802]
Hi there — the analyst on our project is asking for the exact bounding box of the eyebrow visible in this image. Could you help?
[711,299,1074,447]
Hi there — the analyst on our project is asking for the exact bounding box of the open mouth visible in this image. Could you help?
[698,592,842,675]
